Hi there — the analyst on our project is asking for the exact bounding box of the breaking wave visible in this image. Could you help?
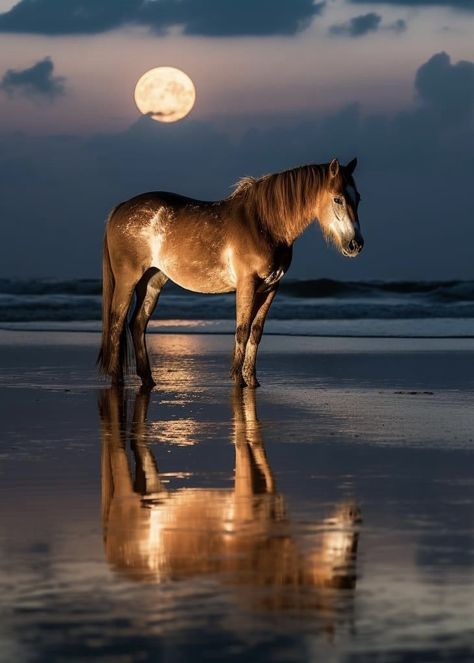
[1,278,473,322]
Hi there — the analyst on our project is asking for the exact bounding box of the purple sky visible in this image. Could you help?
[0,0,473,279]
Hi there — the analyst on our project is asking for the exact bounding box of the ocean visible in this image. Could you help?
[1,278,474,337]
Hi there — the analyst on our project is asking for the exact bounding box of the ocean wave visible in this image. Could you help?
[0,278,473,322]
[1,277,474,300]
[0,278,101,296]
[280,279,474,300]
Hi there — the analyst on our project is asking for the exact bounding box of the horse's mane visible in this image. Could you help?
[229,164,328,244]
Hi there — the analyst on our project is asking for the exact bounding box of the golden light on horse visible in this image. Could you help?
[98,158,363,387]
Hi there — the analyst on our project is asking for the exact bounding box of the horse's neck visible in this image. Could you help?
[229,165,325,245]
[265,173,323,245]
[266,207,316,246]
[287,213,315,245]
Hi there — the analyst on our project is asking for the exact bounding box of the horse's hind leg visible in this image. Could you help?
[242,284,278,388]
[109,279,138,384]
[130,269,168,387]
[130,387,164,494]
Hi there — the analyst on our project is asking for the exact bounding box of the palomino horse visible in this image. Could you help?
[98,158,363,387]
[99,386,361,616]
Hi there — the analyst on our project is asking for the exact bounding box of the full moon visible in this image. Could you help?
[134,66,196,123]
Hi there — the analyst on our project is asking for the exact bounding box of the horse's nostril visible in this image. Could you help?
[349,237,364,253]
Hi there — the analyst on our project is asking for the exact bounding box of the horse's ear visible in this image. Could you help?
[329,158,340,178]
[346,157,358,174]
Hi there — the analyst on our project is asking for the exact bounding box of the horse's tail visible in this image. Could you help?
[97,209,133,379]
[97,213,118,376]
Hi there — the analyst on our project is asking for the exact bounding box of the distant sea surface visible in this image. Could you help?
[1,278,474,337]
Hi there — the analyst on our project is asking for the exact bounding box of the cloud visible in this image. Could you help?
[0,52,472,280]
[329,12,382,37]
[150,0,326,36]
[349,0,473,9]
[387,18,407,32]
[0,57,65,100]
[415,51,474,122]
[329,12,407,37]
[0,0,325,36]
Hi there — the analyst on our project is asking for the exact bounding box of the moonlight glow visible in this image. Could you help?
[134,67,196,123]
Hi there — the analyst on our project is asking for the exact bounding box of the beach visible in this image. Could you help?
[1,330,474,662]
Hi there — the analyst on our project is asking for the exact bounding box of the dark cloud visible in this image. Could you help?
[0,0,138,34]
[0,52,472,280]
[350,0,473,9]
[0,57,65,99]
[329,12,382,37]
[153,0,326,36]
[0,0,325,36]
[415,51,474,122]
[329,12,408,37]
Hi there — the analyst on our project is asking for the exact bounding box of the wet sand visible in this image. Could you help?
[1,331,474,662]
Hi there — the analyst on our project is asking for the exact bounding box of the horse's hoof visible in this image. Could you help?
[243,376,260,389]
[141,377,156,389]
[230,372,246,387]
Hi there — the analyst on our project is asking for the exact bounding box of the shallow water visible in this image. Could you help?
[1,333,474,662]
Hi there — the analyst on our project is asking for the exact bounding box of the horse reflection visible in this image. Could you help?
[99,387,361,614]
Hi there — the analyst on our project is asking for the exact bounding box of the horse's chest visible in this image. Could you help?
[257,246,292,291]
[258,268,286,291]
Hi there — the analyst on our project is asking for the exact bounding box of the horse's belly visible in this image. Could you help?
[166,269,235,294]
[156,252,236,294]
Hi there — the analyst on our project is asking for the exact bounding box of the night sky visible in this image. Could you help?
[0,0,473,280]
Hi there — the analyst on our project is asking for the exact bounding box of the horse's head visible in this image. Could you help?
[318,158,364,258]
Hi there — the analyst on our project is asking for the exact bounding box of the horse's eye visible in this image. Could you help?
[334,197,343,205]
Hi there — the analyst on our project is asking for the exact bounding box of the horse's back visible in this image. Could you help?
[114,190,216,214]
[107,190,223,238]
[106,190,217,245]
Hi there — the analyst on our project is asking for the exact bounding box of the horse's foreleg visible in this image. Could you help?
[241,387,275,493]
[130,270,168,387]
[231,278,257,386]
[242,284,278,388]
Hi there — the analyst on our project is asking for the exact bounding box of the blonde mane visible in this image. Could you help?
[229,164,328,243]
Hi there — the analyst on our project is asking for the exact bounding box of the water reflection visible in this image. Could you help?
[99,386,361,616]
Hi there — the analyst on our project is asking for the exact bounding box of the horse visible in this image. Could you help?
[99,385,361,614]
[98,157,363,388]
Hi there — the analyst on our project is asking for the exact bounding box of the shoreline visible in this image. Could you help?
[2,329,474,353]
[2,316,474,339]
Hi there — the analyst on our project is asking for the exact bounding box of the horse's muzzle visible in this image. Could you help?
[342,235,364,257]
